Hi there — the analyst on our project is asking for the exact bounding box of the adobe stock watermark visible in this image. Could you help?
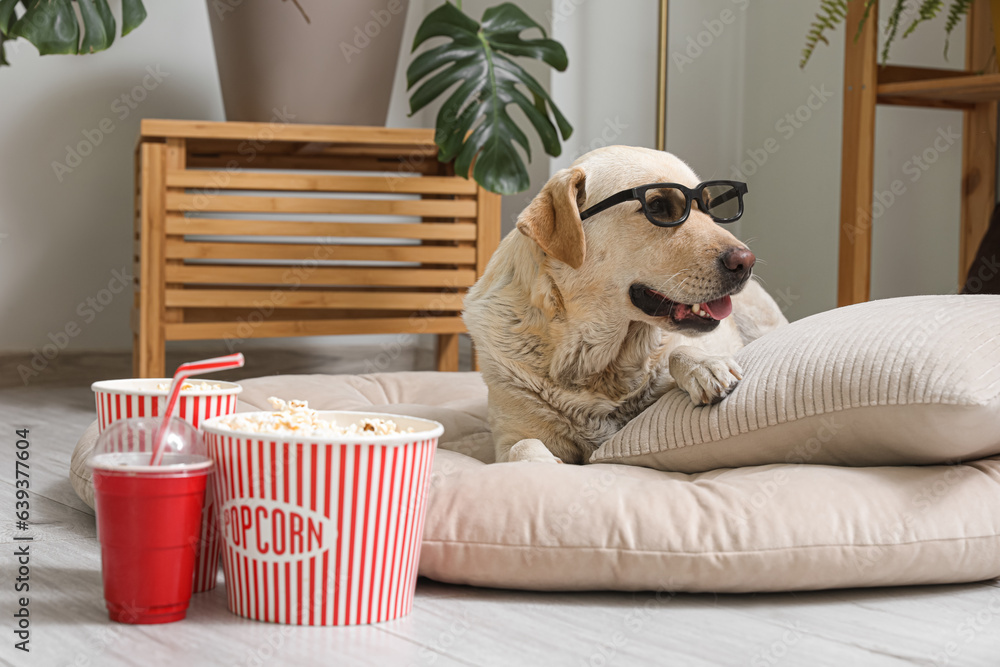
[856,458,974,574]
[223,244,335,351]
[63,603,142,666]
[51,65,170,183]
[359,280,466,374]
[340,0,406,64]
[730,84,835,181]
[721,416,843,528]
[750,623,808,667]
[964,255,1000,295]
[188,106,298,209]
[523,467,622,568]
[929,588,1000,666]
[547,0,588,26]
[772,286,800,313]
[386,143,441,184]
[584,584,679,667]
[672,0,751,72]
[211,0,310,23]
[405,610,471,666]
[17,266,133,385]
[232,624,295,667]
[844,126,960,244]
[567,116,629,163]
[1,34,24,62]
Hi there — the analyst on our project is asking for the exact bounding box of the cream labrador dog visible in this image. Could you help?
[463,146,787,464]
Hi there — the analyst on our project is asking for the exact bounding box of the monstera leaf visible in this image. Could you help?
[407,2,573,195]
[0,0,146,65]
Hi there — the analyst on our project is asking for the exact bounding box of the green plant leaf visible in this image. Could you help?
[903,0,943,38]
[0,0,20,34]
[0,31,8,66]
[881,0,906,63]
[77,0,115,54]
[10,0,79,55]
[412,1,479,44]
[853,0,876,41]
[802,0,973,67]
[121,0,146,37]
[943,0,971,59]
[407,2,573,195]
[480,3,567,70]
[800,0,847,68]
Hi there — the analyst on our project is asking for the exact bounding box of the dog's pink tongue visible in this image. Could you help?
[702,295,733,320]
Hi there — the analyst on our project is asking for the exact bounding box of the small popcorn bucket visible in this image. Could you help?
[200,411,443,626]
[92,378,243,594]
[91,379,243,433]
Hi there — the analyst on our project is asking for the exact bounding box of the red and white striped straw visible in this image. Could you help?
[149,353,245,465]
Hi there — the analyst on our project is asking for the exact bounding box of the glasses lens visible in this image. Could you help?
[643,187,688,224]
[702,183,742,221]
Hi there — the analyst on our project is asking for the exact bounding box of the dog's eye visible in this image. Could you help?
[646,195,676,219]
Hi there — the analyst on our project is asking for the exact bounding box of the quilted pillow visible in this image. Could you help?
[590,295,1000,472]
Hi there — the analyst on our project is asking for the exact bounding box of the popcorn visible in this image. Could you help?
[215,397,414,437]
[155,380,224,392]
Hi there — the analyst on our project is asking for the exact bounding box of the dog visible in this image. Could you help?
[462,146,787,464]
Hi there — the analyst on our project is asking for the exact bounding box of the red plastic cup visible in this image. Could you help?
[91,379,240,594]
[89,418,212,624]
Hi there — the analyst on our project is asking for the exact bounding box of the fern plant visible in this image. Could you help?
[800,0,972,68]
[942,0,974,56]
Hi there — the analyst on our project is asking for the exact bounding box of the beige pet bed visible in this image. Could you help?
[72,296,1000,592]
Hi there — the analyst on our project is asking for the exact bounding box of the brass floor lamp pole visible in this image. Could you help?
[655,0,669,151]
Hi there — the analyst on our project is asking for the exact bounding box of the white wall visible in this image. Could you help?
[869,4,965,300]
[550,0,659,172]
[549,0,745,177]
[0,0,225,352]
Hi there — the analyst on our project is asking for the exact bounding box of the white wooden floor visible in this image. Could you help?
[2,346,999,667]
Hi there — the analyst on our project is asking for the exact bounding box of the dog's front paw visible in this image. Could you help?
[506,439,564,464]
[675,356,743,406]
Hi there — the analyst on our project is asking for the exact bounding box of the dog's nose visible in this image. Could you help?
[720,246,755,279]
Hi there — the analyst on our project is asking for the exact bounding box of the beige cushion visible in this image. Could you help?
[70,368,1000,592]
[425,452,1000,592]
[592,295,1000,472]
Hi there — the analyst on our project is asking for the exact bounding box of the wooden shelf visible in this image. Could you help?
[838,0,997,307]
[133,123,501,377]
[877,71,1000,109]
[140,119,438,147]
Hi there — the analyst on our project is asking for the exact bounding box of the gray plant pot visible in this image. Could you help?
[207,0,410,125]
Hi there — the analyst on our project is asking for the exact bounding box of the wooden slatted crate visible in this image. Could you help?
[133,120,501,377]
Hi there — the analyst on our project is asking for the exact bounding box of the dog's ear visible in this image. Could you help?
[516,167,587,269]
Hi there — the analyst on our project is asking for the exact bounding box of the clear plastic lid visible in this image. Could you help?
[88,417,212,474]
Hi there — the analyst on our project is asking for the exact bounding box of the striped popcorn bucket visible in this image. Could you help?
[200,411,443,626]
[91,379,242,433]
[92,378,243,594]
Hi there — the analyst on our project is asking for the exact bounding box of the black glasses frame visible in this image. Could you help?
[578,180,749,227]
